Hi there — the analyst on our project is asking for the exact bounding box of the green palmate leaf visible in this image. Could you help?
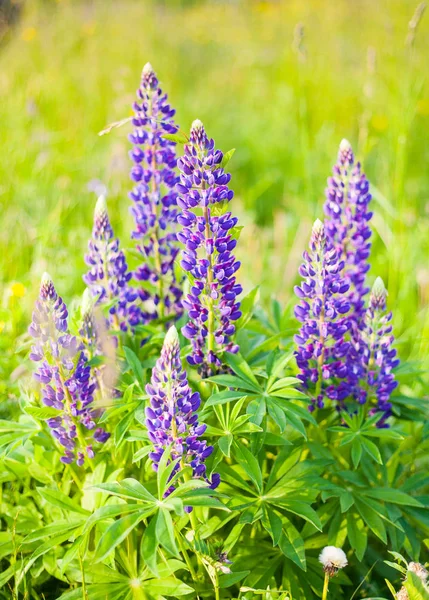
[223,352,261,389]
[220,147,236,169]
[354,498,387,543]
[133,444,152,463]
[361,437,383,464]
[95,509,150,562]
[267,400,287,432]
[351,438,363,468]
[233,441,263,491]
[236,286,259,330]
[123,346,145,386]
[207,373,260,393]
[158,456,181,499]
[141,516,159,576]
[340,491,354,513]
[156,508,180,558]
[363,488,423,507]
[267,377,301,394]
[263,508,282,546]
[58,583,129,600]
[38,488,90,515]
[91,479,156,503]
[205,390,247,407]
[347,513,367,560]
[162,131,189,144]
[82,503,144,535]
[23,521,83,545]
[218,433,233,457]
[276,501,322,531]
[146,577,195,596]
[114,409,135,447]
[24,406,63,420]
[219,570,251,588]
[278,521,306,571]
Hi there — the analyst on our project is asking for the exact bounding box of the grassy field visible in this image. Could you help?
[1,0,429,397]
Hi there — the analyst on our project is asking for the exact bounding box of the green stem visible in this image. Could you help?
[214,569,221,600]
[177,533,198,581]
[322,572,330,600]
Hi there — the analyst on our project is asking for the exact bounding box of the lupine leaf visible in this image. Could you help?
[95,509,150,562]
[38,488,90,515]
[141,516,159,576]
[156,508,180,558]
[123,346,145,387]
[224,352,261,389]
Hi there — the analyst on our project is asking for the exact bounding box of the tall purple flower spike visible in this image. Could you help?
[324,139,373,325]
[145,325,220,496]
[176,119,242,373]
[129,63,183,321]
[84,195,142,331]
[294,219,352,411]
[360,277,399,427]
[29,273,109,466]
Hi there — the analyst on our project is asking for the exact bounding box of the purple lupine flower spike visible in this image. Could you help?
[324,139,373,324]
[294,220,352,411]
[29,273,109,465]
[145,325,220,495]
[360,277,399,427]
[129,63,183,321]
[84,195,142,332]
[177,119,242,373]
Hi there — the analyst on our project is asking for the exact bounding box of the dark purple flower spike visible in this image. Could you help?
[29,273,109,466]
[324,139,373,326]
[360,277,399,427]
[145,325,220,495]
[294,219,352,411]
[129,63,183,321]
[176,119,242,372]
[84,195,142,332]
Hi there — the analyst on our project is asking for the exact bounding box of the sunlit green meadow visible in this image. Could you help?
[1,0,428,401]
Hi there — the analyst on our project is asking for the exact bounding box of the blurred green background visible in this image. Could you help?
[1,0,428,398]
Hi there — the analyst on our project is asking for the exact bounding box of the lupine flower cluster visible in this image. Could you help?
[145,326,220,495]
[29,273,109,465]
[360,277,399,427]
[324,139,373,325]
[84,195,142,331]
[129,63,183,320]
[295,141,399,425]
[294,219,351,411]
[176,119,242,372]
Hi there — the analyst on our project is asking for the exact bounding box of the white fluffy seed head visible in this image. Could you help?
[319,546,348,572]
[408,562,428,582]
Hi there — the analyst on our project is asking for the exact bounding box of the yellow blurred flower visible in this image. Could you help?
[417,99,429,116]
[10,282,26,298]
[0,321,5,334]
[371,114,389,132]
[82,22,96,36]
[21,27,37,42]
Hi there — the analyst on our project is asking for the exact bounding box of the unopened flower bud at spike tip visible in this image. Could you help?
[164,325,179,348]
[191,119,204,131]
[313,218,324,233]
[81,288,94,316]
[372,276,387,298]
[339,138,352,152]
[142,62,154,75]
[94,194,107,217]
[41,272,53,286]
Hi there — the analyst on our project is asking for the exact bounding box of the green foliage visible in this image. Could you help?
[1,1,429,599]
